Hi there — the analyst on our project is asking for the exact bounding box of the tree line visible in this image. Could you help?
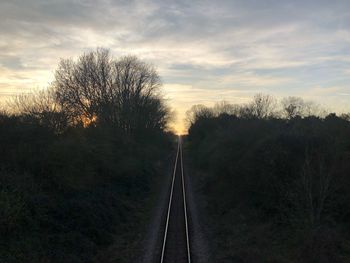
[0,49,173,262]
[186,94,350,262]
[1,47,349,262]
[186,93,338,125]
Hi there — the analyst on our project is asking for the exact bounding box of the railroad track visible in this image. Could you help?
[160,136,191,263]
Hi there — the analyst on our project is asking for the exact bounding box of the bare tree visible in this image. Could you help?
[113,56,163,133]
[238,104,255,119]
[213,101,241,116]
[53,49,169,133]
[340,113,350,121]
[298,147,334,227]
[281,96,327,119]
[281,96,306,119]
[10,88,69,133]
[249,93,276,119]
[185,104,214,127]
[303,101,327,118]
[54,48,114,125]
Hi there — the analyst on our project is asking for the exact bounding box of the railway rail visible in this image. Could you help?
[160,136,191,263]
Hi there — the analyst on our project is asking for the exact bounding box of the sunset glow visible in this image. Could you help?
[1,1,350,133]
[2,2,350,261]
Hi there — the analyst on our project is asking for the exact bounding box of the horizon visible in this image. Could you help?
[2,2,350,262]
[1,0,350,134]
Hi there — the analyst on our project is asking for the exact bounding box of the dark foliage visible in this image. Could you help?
[0,50,174,262]
[0,113,173,262]
[187,111,350,262]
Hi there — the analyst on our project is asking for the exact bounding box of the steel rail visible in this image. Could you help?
[160,136,191,263]
[160,138,180,263]
[180,136,191,263]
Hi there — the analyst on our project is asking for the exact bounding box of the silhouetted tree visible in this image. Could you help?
[186,99,350,262]
[340,113,350,121]
[185,104,214,126]
[249,93,276,119]
[213,101,241,116]
[299,146,334,227]
[281,96,306,119]
[238,104,255,119]
[11,88,69,133]
[53,49,169,133]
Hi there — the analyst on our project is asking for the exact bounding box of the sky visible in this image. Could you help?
[0,0,350,133]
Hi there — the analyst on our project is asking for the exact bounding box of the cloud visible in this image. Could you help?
[0,0,349,131]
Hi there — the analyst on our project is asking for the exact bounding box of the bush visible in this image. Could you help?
[187,112,350,262]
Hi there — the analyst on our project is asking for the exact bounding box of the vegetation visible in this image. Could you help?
[186,94,350,262]
[2,46,349,263]
[0,49,174,262]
